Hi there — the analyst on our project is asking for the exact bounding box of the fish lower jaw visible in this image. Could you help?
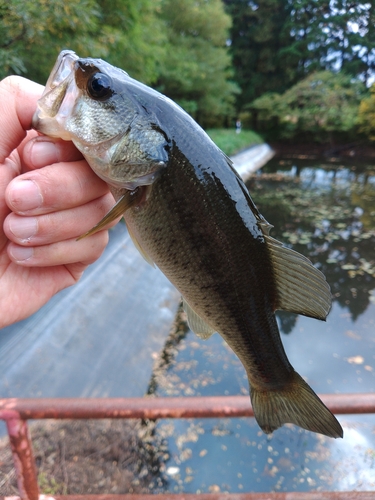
[32,113,72,141]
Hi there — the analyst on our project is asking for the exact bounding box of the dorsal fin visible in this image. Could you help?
[263,233,331,320]
[183,298,216,339]
[234,176,330,319]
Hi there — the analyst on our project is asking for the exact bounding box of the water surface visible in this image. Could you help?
[149,157,375,494]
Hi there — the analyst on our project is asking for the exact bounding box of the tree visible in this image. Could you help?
[286,0,375,85]
[1,0,237,127]
[224,0,375,113]
[0,0,101,82]
[250,71,366,143]
[358,85,375,141]
[156,0,238,126]
[0,0,166,85]
[93,0,166,85]
[223,0,295,110]
[282,0,330,75]
[321,1,375,83]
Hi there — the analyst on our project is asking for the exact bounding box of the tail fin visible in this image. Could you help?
[250,371,343,438]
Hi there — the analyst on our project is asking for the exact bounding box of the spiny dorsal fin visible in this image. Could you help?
[183,298,216,339]
[263,233,331,320]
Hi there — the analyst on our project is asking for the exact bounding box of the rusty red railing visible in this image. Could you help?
[1,394,375,500]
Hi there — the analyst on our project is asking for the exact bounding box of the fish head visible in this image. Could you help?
[33,50,170,189]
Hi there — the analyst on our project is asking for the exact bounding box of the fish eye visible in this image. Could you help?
[87,72,113,100]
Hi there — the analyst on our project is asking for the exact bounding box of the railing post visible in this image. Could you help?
[6,416,39,500]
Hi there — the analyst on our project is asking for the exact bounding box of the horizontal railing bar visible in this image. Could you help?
[2,491,375,499]
[1,396,374,500]
[1,393,375,421]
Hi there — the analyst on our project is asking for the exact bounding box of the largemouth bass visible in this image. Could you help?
[33,50,343,438]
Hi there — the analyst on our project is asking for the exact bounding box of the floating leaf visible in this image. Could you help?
[345,330,361,340]
[346,355,364,365]
[166,467,180,476]
[341,264,357,270]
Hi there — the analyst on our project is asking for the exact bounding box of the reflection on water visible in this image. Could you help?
[252,160,375,327]
[149,158,375,494]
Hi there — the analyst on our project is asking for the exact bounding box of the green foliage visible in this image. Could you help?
[0,0,168,85]
[206,128,263,155]
[322,1,375,85]
[1,0,238,125]
[0,0,101,82]
[6,0,374,137]
[94,0,166,84]
[358,85,375,141]
[38,471,66,495]
[156,0,239,127]
[223,0,295,109]
[250,71,367,142]
[224,0,375,113]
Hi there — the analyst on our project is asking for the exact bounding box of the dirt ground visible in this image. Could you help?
[0,418,168,495]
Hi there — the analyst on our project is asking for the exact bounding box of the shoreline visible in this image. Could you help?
[270,141,375,161]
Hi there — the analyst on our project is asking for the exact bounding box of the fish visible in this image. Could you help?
[32,50,343,439]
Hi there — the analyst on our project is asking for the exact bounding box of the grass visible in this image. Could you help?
[206,128,264,156]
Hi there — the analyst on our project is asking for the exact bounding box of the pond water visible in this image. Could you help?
[148,157,375,494]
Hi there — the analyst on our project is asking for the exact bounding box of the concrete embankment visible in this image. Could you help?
[0,143,273,405]
[232,143,274,180]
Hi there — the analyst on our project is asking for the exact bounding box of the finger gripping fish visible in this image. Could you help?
[33,50,343,439]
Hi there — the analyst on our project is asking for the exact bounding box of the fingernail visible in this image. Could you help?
[9,245,34,262]
[9,217,38,241]
[8,180,43,212]
[30,139,59,168]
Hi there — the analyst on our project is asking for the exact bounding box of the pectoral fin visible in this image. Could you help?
[77,188,142,240]
[183,298,216,339]
[263,233,331,320]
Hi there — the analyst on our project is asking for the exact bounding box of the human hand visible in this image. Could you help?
[0,76,116,328]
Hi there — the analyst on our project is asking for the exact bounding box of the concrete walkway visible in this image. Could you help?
[0,223,179,400]
[231,143,274,180]
[0,143,273,407]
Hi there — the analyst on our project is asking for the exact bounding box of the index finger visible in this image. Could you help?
[0,76,43,163]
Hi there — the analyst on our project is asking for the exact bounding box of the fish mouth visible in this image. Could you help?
[32,50,80,139]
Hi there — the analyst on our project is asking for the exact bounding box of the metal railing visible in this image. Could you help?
[1,394,375,500]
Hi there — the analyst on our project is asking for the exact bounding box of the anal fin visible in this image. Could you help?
[183,298,216,339]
